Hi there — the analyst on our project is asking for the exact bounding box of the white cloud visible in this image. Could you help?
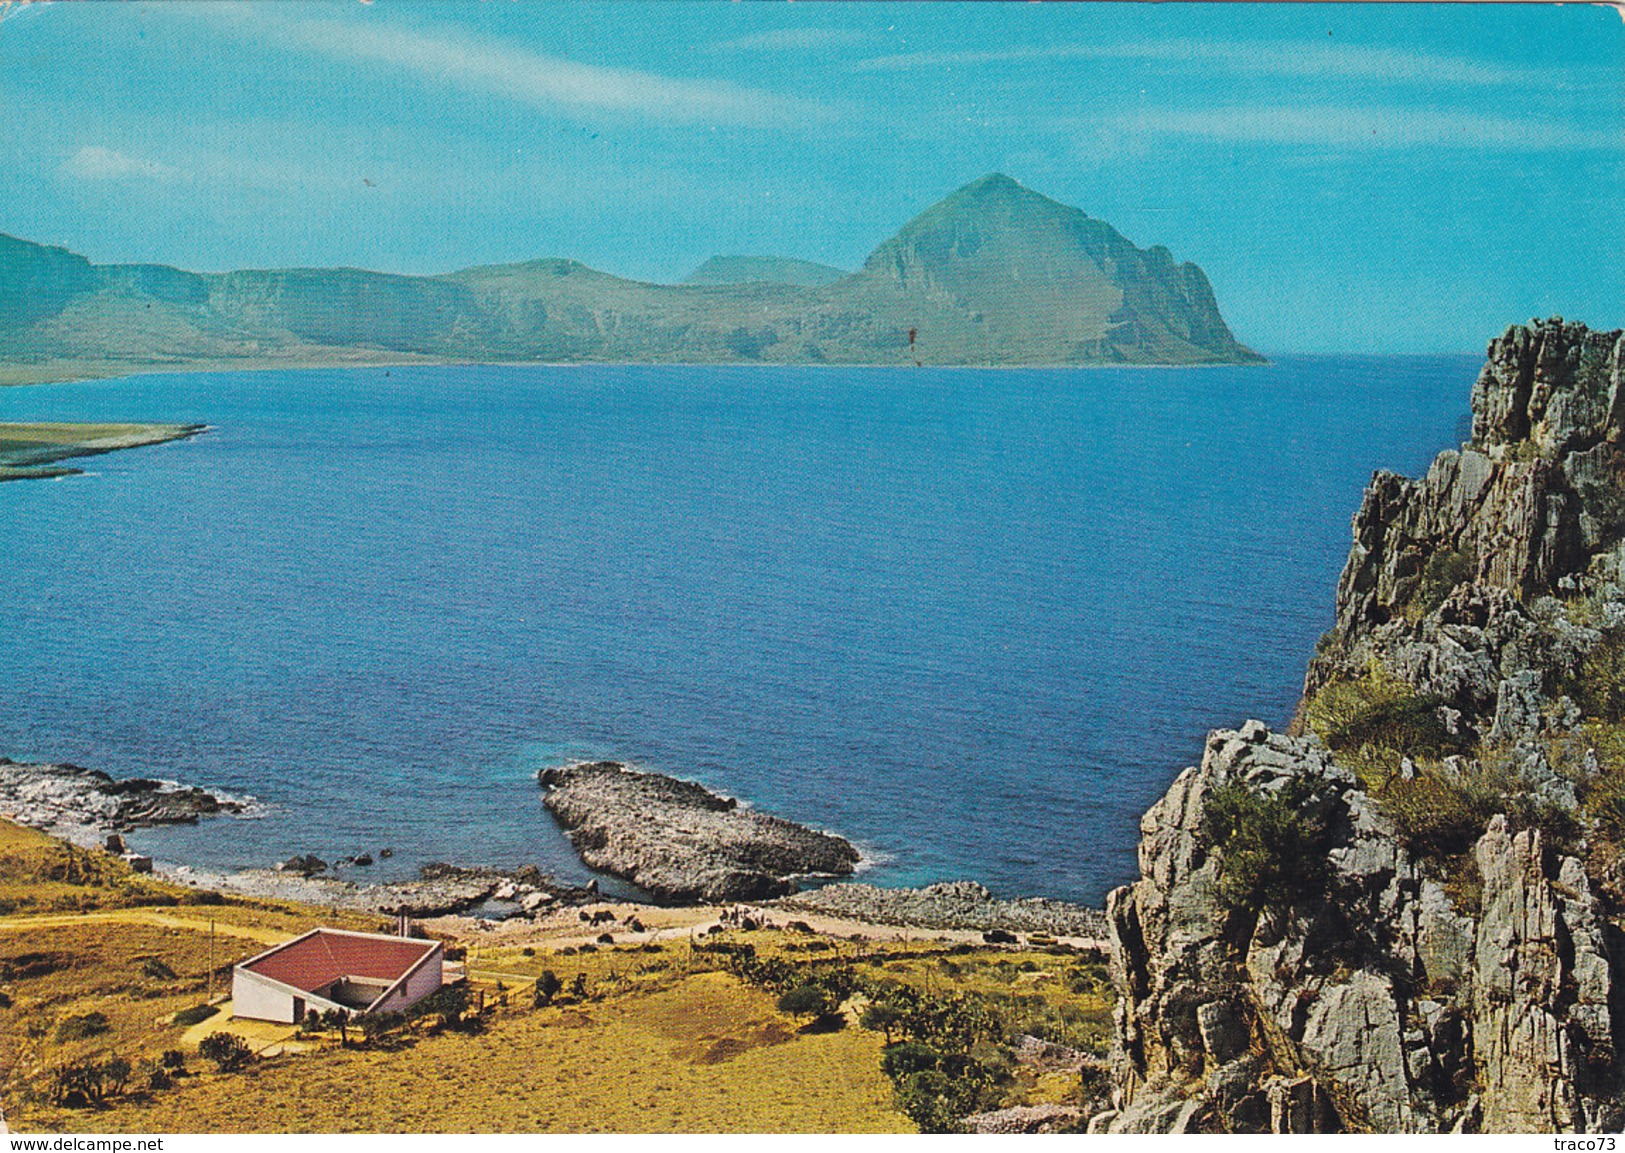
[193,9,829,128]
[716,28,874,52]
[1111,104,1621,151]
[853,38,1542,87]
[61,145,184,183]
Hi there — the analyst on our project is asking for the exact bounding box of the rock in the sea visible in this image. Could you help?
[277,854,327,877]
[539,761,859,904]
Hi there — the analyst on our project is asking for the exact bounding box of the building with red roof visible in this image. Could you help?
[232,927,445,1024]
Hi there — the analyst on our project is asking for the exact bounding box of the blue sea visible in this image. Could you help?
[0,358,1476,905]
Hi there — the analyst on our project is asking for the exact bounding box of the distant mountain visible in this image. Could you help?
[0,175,1261,382]
[681,255,850,287]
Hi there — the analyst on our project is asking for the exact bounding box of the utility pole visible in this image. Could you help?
[208,919,216,1002]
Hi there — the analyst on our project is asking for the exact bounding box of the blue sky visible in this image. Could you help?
[0,1,1619,353]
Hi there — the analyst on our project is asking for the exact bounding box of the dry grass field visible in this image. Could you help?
[0,819,1110,1133]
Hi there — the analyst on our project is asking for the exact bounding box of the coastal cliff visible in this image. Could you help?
[1099,320,1625,1133]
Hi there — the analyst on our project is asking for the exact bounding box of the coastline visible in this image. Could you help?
[0,421,207,480]
[0,753,1108,942]
[0,351,1271,392]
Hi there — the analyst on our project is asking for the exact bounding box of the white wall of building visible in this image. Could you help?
[371,944,444,1014]
[231,969,297,1024]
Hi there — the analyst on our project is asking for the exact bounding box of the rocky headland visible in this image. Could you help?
[0,757,248,845]
[1095,319,1625,1133]
[540,761,860,904]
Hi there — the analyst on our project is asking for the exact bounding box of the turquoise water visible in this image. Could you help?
[0,359,1476,903]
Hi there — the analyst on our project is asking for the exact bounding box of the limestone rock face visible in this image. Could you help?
[1101,321,1625,1133]
[1101,725,1625,1133]
[1306,320,1625,738]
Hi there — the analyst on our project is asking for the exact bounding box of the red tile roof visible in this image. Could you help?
[243,929,438,996]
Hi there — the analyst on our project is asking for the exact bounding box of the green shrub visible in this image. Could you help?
[172,1003,218,1028]
[1575,630,1625,722]
[881,1039,942,1080]
[880,1043,1008,1133]
[50,1054,131,1106]
[776,983,834,1022]
[411,984,471,1027]
[533,970,563,1008]
[359,1010,405,1046]
[198,1031,253,1072]
[1202,778,1329,913]
[1377,774,1492,861]
[51,1060,106,1106]
[1411,546,1477,618]
[55,1011,110,1042]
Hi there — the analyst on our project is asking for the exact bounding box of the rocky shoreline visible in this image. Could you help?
[0,753,1105,930]
[540,761,861,903]
[167,861,602,919]
[0,756,251,846]
[773,880,1107,940]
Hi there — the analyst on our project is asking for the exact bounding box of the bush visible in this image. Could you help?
[1377,773,1493,862]
[198,1031,253,1072]
[777,984,835,1022]
[879,1042,1007,1134]
[320,1007,352,1044]
[860,1000,905,1044]
[160,1049,186,1070]
[55,1011,111,1043]
[1410,546,1477,618]
[410,984,471,1027]
[50,1054,131,1106]
[880,1040,941,1080]
[51,1060,106,1106]
[1576,630,1625,722]
[172,1003,218,1028]
[533,970,563,1008]
[1202,778,1329,913]
[359,1010,405,1046]
[101,1056,132,1095]
[1375,755,1579,887]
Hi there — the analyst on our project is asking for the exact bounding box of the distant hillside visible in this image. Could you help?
[681,255,850,287]
[0,175,1261,381]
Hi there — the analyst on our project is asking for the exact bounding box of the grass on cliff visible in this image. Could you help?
[1302,665,1472,789]
[1302,665,1593,909]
